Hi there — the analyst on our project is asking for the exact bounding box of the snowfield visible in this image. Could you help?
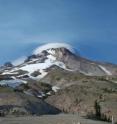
[0,79,27,88]
[20,55,69,80]
[99,65,112,75]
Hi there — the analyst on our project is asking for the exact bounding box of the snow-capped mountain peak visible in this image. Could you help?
[0,44,74,87]
[0,42,117,88]
[33,42,75,55]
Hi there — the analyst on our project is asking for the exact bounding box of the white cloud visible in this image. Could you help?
[12,56,26,66]
[33,42,75,54]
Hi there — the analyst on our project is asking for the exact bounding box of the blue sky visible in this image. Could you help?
[0,0,117,64]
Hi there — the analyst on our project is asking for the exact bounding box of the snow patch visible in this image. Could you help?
[0,79,27,88]
[47,55,56,62]
[47,49,56,55]
[20,60,52,73]
[2,71,19,75]
[52,86,60,92]
[99,65,112,75]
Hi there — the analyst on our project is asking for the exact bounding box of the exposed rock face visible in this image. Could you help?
[0,87,61,116]
[4,62,13,68]
[48,47,117,76]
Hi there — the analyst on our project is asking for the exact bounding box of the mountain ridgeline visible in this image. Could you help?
[0,43,117,80]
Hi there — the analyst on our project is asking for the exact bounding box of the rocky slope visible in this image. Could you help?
[0,43,117,123]
[40,67,117,120]
[0,86,60,116]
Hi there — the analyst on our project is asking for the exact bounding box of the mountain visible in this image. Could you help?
[0,43,117,83]
[0,42,117,122]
